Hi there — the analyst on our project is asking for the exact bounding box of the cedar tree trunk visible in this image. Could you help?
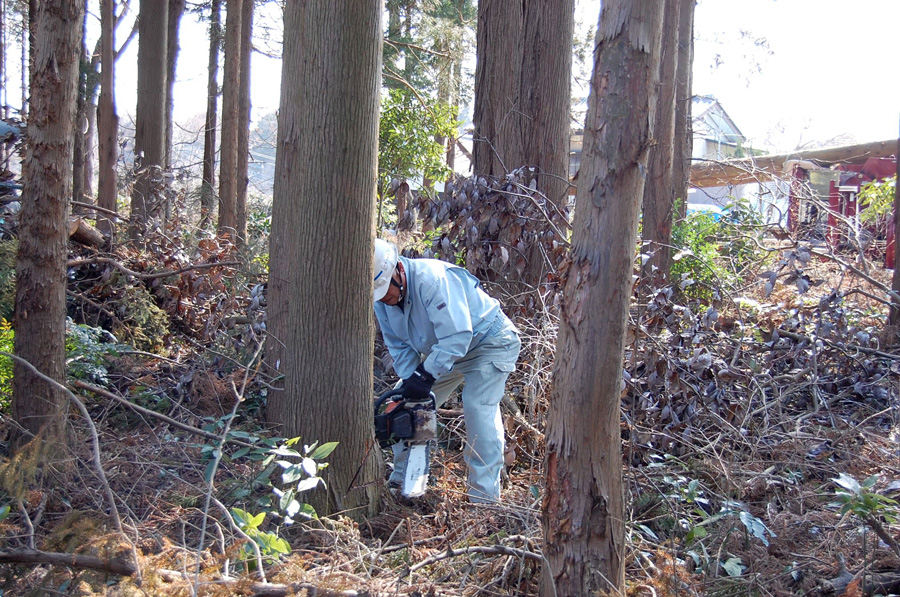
[267,0,383,519]
[541,1,663,595]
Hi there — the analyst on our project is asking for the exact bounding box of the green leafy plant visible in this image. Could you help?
[671,198,766,302]
[219,436,338,569]
[858,175,896,224]
[656,471,774,581]
[0,319,12,411]
[265,438,338,524]
[830,473,900,564]
[377,88,457,226]
[230,507,291,564]
[831,473,898,521]
[65,318,125,385]
[0,240,16,321]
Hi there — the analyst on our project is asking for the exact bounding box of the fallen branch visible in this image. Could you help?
[775,327,900,361]
[2,353,124,535]
[66,256,241,281]
[0,548,136,576]
[71,380,256,449]
[821,554,900,596]
[158,568,366,596]
[405,543,541,577]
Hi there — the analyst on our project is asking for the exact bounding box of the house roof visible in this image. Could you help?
[692,95,745,145]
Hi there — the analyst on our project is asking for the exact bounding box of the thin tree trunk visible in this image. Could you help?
[0,0,6,164]
[72,19,87,212]
[217,0,242,240]
[96,0,118,239]
[234,0,253,244]
[21,5,29,120]
[12,0,84,453]
[200,0,222,231]
[541,1,663,595]
[888,131,900,328]
[672,0,694,222]
[267,0,383,519]
[81,33,104,209]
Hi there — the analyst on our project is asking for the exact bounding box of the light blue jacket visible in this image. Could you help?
[375,257,503,380]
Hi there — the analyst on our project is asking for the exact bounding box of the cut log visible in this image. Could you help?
[68,216,106,247]
[0,548,136,576]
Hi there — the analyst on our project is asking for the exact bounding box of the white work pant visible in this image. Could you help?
[390,316,520,503]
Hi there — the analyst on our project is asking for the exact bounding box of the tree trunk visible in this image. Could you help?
[520,0,574,208]
[129,0,168,243]
[11,0,84,453]
[72,19,88,212]
[473,0,573,290]
[472,0,524,177]
[672,0,694,222]
[889,132,900,328]
[164,0,184,171]
[217,0,242,240]
[640,0,680,286]
[234,0,253,243]
[267,0,383,519]
[80,32,106,211]
[541,2,663,595]
[199,0,222,231]
[96,0,118,239]
[0,1,4,152]
[641,0,694,282]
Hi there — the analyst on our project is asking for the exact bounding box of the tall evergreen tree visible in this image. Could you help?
[267,0,383,519]
[199,0,222,231]
[130,0,169,242]
[541,1,664,594]
[12,0,84,452]
[641,0,695,285]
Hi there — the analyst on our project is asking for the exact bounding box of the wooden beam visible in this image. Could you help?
[689,139,898,188]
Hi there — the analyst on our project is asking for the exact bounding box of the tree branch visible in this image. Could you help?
[70,380,256,449]
[66,256,241,281]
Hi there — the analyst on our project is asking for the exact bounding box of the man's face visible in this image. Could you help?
[378,264,405,306]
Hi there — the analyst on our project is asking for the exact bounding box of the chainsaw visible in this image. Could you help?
[373,388,437,498]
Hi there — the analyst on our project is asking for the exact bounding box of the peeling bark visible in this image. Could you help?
[541,2,663,595]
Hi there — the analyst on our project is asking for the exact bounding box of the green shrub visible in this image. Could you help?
[0,240,17,321]
[670,198,766,301]
[0,320,12,411]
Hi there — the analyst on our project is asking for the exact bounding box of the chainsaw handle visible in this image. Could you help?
[374,388,405,413]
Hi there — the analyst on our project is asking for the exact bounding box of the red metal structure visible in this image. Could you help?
[787,156,897,267]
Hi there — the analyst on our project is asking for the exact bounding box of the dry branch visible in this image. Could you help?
[71,380,256,448]
[66,256,241,281]
[405,543,542,576]
[157,568,367,596]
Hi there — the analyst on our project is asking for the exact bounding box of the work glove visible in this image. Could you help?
[401,364,435,402]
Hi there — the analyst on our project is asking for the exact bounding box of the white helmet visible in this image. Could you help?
[373,239,399,302]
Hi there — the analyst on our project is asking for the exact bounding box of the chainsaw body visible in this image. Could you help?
[374,388,436,497]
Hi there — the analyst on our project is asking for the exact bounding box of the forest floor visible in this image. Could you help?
[0,241,899,596]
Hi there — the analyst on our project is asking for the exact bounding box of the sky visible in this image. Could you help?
[8,1,896,157]
[689,0,900,153]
